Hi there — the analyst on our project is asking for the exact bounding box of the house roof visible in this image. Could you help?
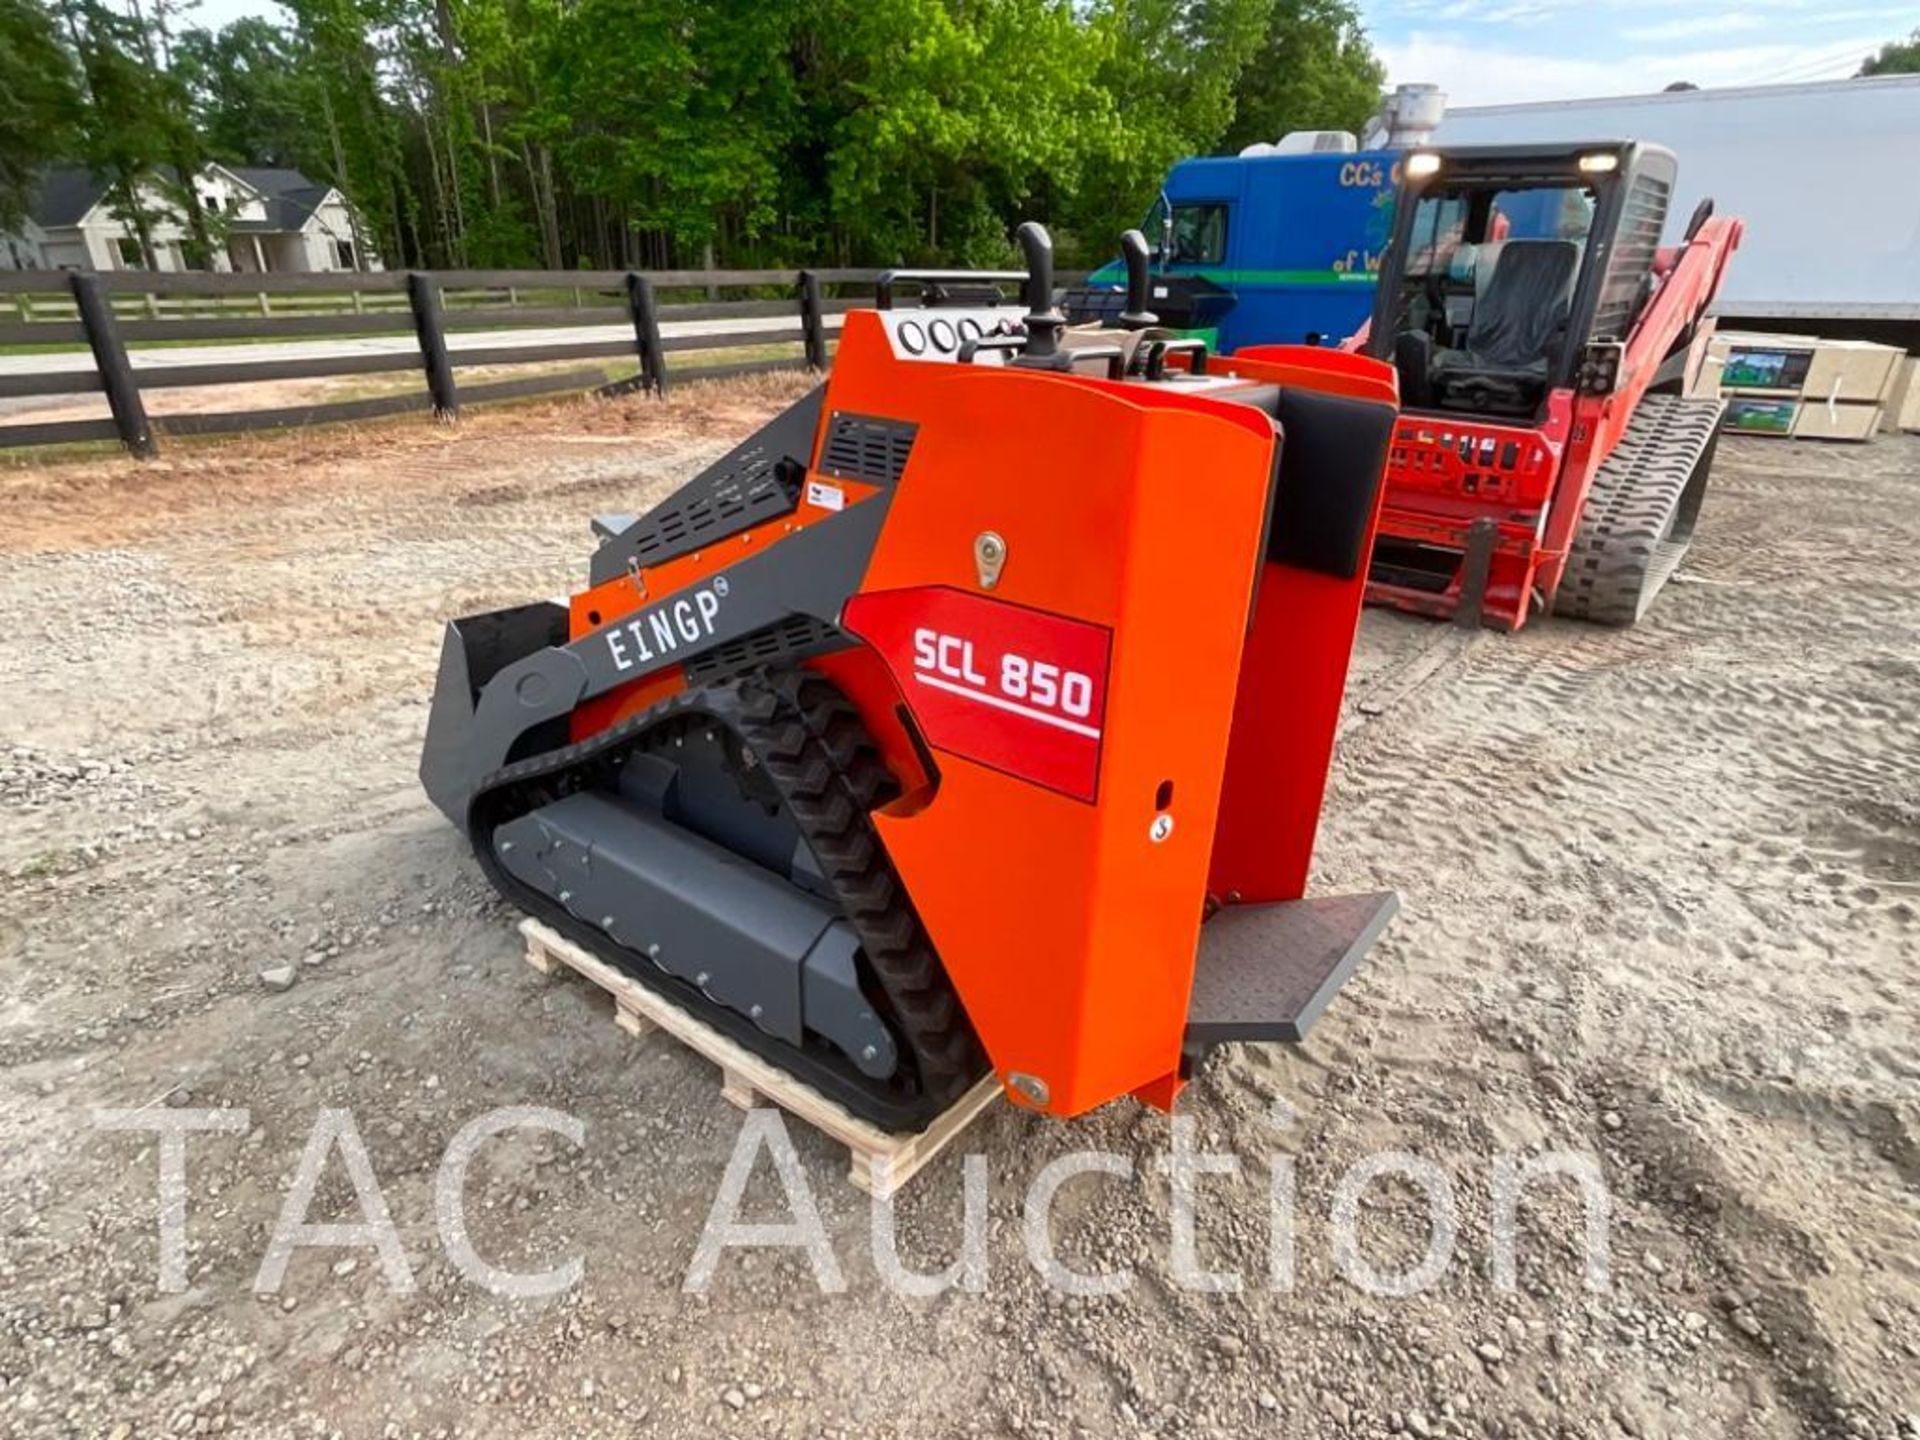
[27,164,337,233]
[31,168,113,227]
[229,168,336,231]
[228,166,309,194]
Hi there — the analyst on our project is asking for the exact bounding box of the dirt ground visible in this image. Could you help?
[0,380,1914,1440]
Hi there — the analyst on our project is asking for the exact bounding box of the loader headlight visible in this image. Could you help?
[1405,151,1443,179]
[1578,152,1620,174]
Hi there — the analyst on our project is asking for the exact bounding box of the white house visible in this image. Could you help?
[220,167,378,274]
[0,163,381,274]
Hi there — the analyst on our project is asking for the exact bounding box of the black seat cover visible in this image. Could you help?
[1449,239,1578,375]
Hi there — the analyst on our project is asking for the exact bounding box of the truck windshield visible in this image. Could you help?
[1168,203,1229,265]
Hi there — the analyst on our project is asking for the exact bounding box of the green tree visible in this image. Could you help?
[280,0,416,265]
[1220,0,1384,153]
[0,0,84,229]
[1859,28,1920,75]
[541,0,797,268]
[19,0,1387,274]
[57,0,180,267]
[1060,0,1273,261]
[173,18,320,169]
[812,0,1118,264]
[128,0,223,270]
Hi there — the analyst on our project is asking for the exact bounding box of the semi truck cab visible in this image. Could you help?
[1069,149,1401,351]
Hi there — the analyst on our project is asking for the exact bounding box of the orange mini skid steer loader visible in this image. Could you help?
[422,225,1401,1129]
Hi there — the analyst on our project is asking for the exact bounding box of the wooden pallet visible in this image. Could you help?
[519,918,1000,1197]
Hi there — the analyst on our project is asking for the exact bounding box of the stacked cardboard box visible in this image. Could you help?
[1687,332,1908,442]
[1891,356,1920,435]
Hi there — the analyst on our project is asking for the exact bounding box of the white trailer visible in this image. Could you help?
[1422,76,1920,326]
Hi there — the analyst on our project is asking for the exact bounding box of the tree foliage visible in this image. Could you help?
[1859,28,1920,75]
[172,19,319,170]
[1221,0,1384,153]
[10,0,1387,269]
[0,0,83,228]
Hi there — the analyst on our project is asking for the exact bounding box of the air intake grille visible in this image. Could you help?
[588,389,821,589]
[622,452,800,564]
[1593,171,1671,341]
[682,615,846,685]
[820,412,918,485]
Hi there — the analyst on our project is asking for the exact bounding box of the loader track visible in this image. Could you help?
[1555,394,1725,627]
[465,670,987,1131]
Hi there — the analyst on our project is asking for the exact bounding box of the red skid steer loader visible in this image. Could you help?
[1355,142,1743,628]
[423,225,1401,1129]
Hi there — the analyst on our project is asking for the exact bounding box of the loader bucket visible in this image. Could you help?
[419,601,568,823]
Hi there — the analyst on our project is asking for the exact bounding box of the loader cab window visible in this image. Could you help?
[1382,179,1598,419]
[1167,202,1229,266]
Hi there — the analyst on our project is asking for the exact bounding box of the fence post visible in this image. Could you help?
[70,272,155,458]
[624,272,668,397]
[798,270,827,372]
[407,271,459,420]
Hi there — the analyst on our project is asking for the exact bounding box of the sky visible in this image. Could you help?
[1364,0,1916,105]
[183,0,1917,109]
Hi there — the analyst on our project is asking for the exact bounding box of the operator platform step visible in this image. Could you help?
[519,918,1001,1198]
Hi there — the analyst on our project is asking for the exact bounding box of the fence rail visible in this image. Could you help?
[0,263,1038,456]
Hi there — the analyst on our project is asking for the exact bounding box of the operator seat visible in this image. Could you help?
[1425,239,1579,414]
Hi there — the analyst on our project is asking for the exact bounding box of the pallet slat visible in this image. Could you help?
[519,918,998,1198]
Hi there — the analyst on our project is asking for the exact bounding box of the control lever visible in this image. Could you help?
[1118,229,1158,330]
[958,335,1027,364]
[1143,338,1209,382]
[1011,222,1071,371]
[964,334,1124,381]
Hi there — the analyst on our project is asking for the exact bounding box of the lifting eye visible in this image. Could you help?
[1155,780,1174,811]
[588,610,602,626]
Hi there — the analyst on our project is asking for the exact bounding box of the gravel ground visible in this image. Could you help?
[0,383,1914,1440]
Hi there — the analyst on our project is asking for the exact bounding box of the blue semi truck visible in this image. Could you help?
[1069,149,1402,351]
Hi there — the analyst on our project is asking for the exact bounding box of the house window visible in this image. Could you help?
[202,193,221,213]
[334,240,355,270]
[116,236,143,268]
[1168,202,1229,266]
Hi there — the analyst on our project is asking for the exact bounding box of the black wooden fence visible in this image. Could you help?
[0,265,900,456]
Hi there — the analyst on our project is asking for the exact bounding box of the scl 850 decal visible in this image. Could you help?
[844,587,1112,801]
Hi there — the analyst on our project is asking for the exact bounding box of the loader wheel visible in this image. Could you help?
[1554,394,1724,627]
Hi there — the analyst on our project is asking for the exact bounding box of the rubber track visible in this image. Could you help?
[1555,394,1725,627]
[465,671,986,1129]
[772,673,985,1099]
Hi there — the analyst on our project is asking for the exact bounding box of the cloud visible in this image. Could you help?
[1378,0,1869,16]
[1425,0,1558,23]
[1622,15,1767,42]
[1375,31,1889,107]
